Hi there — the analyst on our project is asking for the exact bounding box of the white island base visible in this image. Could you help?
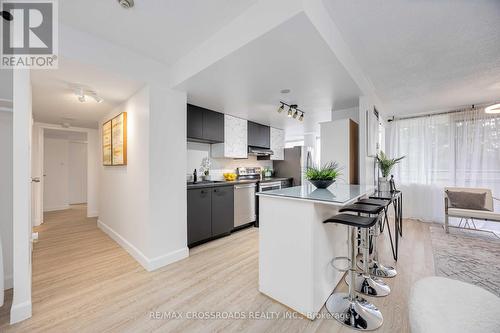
[259,196,347,319]
[258,184,374,319]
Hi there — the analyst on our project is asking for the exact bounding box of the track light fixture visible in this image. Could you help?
[72,84,104,104]
[277,103,284,113]
[278,101,305,122]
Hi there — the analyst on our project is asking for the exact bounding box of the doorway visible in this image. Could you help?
[42,129,88,213]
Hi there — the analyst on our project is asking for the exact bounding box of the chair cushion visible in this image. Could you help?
[447,208,500,221]
[446,190,488,211]
[409,277,500,333]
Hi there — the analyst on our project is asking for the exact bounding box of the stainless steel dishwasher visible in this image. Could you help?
[234,183,256,228]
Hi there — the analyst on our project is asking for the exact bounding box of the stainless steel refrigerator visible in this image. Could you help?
[273,146,314,186]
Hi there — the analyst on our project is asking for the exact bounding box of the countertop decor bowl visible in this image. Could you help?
[309,179,335,189]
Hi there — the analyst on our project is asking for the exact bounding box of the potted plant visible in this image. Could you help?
[305,162,342,189]
[376,151,405,191]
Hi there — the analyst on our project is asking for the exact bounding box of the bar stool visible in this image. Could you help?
[324,214,383,331]
[339,203,391,297]
[357,198,397,278]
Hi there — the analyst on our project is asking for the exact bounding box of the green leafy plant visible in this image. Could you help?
[376,151,405,178]
[305,162,342,181]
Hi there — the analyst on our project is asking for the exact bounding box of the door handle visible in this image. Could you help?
[31,177,41,183]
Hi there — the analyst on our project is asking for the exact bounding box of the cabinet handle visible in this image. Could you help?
[213,189,218,193]
[200,190,206,194]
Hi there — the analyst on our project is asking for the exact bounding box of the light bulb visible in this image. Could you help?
[293,110,298,119]
[277,104,284,113]
[299,113,304,121]
[287,107,293,117]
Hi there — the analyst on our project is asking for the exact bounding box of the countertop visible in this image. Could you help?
[187,177,293,189]
[256,183,375,206]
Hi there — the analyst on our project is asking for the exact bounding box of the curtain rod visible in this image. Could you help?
[387,102,494,122]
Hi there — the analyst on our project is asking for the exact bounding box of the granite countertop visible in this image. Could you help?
[187,177,293,189]
[256,183,376,206]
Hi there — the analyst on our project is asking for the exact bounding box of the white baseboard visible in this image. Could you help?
[10,300,32,324]
[43,205,70,212]
[97,219,188,272]
[147,247,189,271]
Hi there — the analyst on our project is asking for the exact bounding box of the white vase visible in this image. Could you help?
[378,177,391,192]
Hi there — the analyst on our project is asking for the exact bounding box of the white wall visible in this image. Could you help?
[11,69,32,323]
[86,130,99,217]
[98,85,189,271]
[99,86,151,261]
[187,142,273,180]
[68,142,88,204]
[358,96,381,186]
[147,85,188,264]
[331,107,359,123]
[0,111,13,291]
[43,138,69,211]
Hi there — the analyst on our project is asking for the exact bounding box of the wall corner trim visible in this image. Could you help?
[10,300,32,324]
[97,219,189,272]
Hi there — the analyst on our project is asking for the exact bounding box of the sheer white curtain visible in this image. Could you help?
[388,107,500,224]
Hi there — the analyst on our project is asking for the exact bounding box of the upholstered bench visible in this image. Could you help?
[409,276,500,333]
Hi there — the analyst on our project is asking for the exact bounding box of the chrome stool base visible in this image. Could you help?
[325,292,383,331]
[358,259,397,278]
[346,274,391,297]
[369,261,397,278]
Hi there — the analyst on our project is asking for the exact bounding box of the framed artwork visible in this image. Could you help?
[366,108,379,157]
[102,112,127,166]
[111,112,127,165]
[102,120,112,166]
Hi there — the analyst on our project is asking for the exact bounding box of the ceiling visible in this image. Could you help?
[324,0,500,116]
[44,129,87,141]
[178,13,362,140]
[60,0,257,66]
[31,58,144,128]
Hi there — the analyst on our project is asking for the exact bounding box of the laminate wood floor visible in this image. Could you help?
[0,204,435,332]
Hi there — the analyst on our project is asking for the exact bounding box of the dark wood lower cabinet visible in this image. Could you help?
[187,185,234,247]
[211,186,234,237]
[187,188,212,246]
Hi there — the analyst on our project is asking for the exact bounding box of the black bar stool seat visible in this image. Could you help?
[357,198,390,207]
[324,214,378,228]
[339,203,384,215]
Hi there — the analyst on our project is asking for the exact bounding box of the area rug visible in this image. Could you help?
[429,226,500,296]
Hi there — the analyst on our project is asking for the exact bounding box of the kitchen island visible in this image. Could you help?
[256,183,375,319]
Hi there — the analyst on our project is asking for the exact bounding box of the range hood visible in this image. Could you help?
[248,146,274,156]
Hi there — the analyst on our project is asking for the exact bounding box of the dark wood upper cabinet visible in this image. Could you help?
[187,104,203,140]
[202,109,224,142]
[187,104,224,143]
[248,121,270,149]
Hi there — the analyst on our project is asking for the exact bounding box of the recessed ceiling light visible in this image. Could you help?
[485,103,500,114]
[280,89,291,94]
